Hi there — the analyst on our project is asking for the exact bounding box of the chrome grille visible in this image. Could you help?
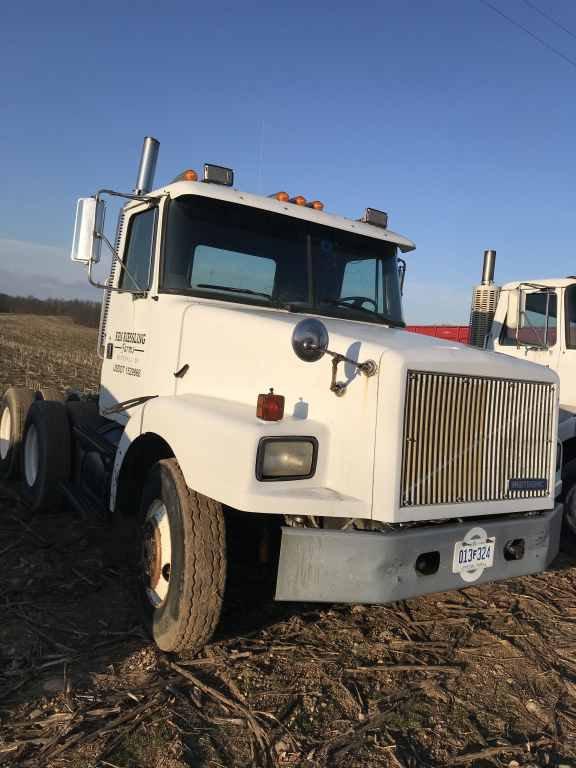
[401,371,555,507]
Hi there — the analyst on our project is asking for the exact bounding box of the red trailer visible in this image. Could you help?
[405,325,470,344]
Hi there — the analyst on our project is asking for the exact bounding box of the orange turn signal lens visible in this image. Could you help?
[290,195,307,206]
[183,169,198,181]
[308,200,324,211]
[257,389,285,422]
[270,191,290,201]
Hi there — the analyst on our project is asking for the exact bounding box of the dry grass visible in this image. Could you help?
[0,314,101,396]
[0,313,575,767]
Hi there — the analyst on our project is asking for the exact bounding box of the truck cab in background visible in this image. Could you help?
[484,273,576,540]
[488,278,576,415]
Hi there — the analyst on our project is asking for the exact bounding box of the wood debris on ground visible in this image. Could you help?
[1,483,575,768]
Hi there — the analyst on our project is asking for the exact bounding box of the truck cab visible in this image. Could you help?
[0,138,563,655]
[488,277,576,416]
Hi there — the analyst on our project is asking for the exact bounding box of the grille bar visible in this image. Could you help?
[401,371,555,507]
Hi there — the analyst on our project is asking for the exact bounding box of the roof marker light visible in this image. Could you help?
[290,195,307,206]
[270,191,290,202]
[307,200,324,211]
[171,169,199,183]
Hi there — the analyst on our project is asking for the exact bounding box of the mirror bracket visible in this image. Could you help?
[329,351,378,397]
[291,317,377,397]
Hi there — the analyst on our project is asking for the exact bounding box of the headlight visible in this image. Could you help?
[256,437,318,481]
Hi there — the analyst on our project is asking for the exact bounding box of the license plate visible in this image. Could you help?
[452,536,495,575]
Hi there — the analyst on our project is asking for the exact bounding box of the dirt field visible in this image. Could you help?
[0,314,100,397]
[1,315,576,768]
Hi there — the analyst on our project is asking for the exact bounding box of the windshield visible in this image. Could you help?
[161,196,404,326]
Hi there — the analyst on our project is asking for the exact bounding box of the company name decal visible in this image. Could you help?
[110,329,147,377]
[114,331,147,346]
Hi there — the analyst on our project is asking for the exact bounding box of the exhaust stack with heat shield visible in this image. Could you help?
[469,249,501,348]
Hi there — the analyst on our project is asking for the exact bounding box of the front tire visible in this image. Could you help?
[140,459,226,654]
[22,401,71,513]
[0,387,36,481]
[561,482,576,552]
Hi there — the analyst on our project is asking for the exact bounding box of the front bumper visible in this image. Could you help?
[275,503,562,604]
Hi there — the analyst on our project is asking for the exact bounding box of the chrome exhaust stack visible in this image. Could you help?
[134,136,160,195]
[481,249,496,285]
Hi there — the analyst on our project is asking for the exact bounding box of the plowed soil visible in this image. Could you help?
[1,315,576,768]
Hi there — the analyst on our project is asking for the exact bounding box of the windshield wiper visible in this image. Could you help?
[324,298,376,313]
[195,284,274,301]
[321,299,404,326]
[280,299,404,328]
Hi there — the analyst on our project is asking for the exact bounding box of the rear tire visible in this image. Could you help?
[22,401,71,513]
[139,459,226,654]
[35,387,64,402]
[0,387,36,481]
[561,481,576,552]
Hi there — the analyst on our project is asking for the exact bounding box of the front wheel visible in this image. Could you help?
[139,459,226,654]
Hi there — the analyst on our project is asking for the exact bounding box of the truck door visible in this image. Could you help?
[98,202,159,419]
[493,286,560,373]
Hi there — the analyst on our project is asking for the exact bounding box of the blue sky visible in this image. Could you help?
[1,0,576,322]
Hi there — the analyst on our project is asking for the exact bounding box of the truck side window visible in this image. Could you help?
[566,285,576,348]
[119,208,157,290]
[500,290,557,347]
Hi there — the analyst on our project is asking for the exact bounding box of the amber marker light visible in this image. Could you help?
[290,195,307,206]
[183,169,198,181]
[257,388,285,422]
[307,200,324,211]
[270,191,290,201]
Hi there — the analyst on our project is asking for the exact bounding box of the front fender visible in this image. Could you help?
[111,394,368,518]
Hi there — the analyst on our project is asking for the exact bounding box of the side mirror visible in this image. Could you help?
[292,318,329,362]
[70,197,105,265]
[398,257,406,295]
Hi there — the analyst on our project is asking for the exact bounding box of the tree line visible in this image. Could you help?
[0,294,100,327]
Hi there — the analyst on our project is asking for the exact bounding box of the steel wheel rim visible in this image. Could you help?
[24,425,39,487]
[0,407,11,461]
[143,499,172,607]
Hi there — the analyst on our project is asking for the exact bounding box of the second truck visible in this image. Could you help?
[0,138,563,654]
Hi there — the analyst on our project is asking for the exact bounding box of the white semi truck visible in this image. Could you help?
[0,138,563,654]
[470,255,576,545]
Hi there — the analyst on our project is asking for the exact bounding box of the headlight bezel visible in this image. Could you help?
[256,436,319,482]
